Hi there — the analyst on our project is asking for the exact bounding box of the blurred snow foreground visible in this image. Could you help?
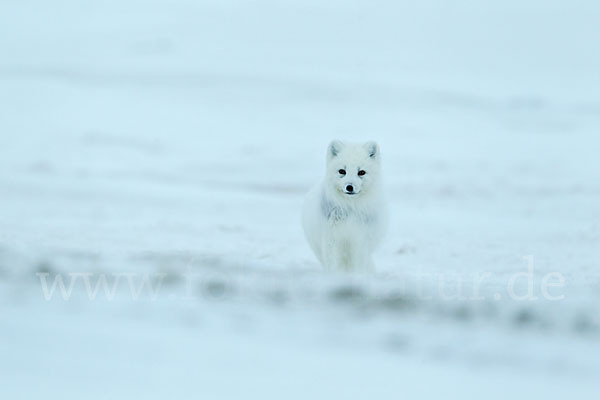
[1,0,600,398]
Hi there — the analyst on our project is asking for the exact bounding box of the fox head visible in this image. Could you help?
[326,140,381,197]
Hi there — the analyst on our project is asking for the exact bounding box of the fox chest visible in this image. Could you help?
[321,199,377,226]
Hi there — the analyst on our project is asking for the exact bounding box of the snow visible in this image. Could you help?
[1,0,599,398]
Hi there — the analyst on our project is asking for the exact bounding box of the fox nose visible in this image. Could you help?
[346,185,354,193]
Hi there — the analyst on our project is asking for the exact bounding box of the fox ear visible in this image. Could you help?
[364,141,379,159]
[328,140,344,159]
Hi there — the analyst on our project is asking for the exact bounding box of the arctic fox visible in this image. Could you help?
[302,140,387,271]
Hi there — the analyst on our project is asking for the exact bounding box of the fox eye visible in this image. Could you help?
[358,170,366,176]
[338,169,346,175]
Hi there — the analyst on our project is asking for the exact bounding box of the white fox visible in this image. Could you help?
[302,140,387,271]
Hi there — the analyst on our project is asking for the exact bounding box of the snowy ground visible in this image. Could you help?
[1,0,600,398]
